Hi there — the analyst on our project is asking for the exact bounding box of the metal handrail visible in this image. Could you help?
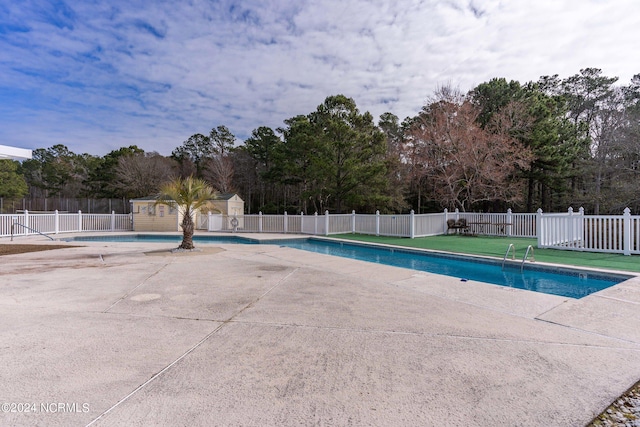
[521,245,535,272]
[501,244,516,270]
[10,222,55,241]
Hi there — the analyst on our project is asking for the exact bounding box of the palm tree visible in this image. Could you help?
[156,176,218,250]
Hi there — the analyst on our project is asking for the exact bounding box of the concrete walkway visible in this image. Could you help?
[1,234,640,426]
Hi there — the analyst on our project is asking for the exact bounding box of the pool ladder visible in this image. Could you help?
[502,244,535,272]
[521,245,535,272]
[501,244,516,270]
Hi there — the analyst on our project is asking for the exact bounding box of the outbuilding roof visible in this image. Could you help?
[130,193,243,202]
[217,193,243,201]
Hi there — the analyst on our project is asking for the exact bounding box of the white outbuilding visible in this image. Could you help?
[129,193,244,232]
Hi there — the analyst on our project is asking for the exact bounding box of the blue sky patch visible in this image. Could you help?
[0,0,637,156]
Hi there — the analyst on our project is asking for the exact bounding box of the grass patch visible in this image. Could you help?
[331,234,640,273]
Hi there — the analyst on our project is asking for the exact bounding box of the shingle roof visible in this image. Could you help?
[217,193,237,201]
[130,193,242,202]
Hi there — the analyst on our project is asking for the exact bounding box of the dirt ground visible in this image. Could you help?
[0,244,216,257]
[0,244,76,256]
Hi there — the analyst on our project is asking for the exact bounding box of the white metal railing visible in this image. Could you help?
[0,210,132,238]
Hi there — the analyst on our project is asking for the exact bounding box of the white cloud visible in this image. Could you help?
[0,0,638,155]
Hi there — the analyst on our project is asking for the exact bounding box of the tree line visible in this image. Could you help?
[1,68,639,215]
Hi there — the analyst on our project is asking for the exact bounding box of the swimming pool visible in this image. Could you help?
[64,234,632,299]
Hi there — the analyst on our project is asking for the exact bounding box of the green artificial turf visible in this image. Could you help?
[330,233,640,273]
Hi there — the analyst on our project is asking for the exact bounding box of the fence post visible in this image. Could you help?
[567,207,574,246]
[284,211,288,233]
[579,207,585,243]
[624,207,631,256]
[314,212,318,235]
[324,210,330,236]
[375,210,380,236]
[207,212,212,231]
[443,208,448,233]
[454,208,460,220]
[78,210,83,232]
[24,209,29,236]
[55,210,59,234]
[536,208,543,248]
[410,210,415,239]
[111,210,116,231]
[351,210,356,234]
[506,208,512,237]
[259,211,263,233]
[300,212,304,234]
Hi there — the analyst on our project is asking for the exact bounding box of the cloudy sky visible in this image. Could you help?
[1,0,638,156]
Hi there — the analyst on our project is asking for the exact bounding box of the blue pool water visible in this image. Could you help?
[65,234,632,298]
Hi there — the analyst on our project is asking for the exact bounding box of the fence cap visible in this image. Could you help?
[16,210,69,214]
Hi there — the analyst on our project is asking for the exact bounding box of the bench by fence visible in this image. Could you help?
[447,218,469,234]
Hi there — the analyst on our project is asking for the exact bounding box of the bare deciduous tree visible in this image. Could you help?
[203,155,235,193]
[410,87,533,211]
[113,152,178,198]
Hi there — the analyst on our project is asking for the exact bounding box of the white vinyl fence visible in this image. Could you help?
[204,207,639,255]
[4,207,639,256]
[204,208,536,239]
[0,210,132,238]
[538,207,640,255]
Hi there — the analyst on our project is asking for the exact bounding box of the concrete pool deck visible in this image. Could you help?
[1,233,640,426]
